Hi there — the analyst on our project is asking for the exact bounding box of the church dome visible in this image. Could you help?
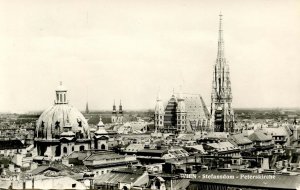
[35,82,90,140]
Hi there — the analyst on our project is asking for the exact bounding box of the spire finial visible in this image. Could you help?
[59,81,62,86]
[217,12,225,61]
[120,99,122,106]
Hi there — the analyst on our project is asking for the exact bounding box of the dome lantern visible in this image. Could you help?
[55,81,68,104]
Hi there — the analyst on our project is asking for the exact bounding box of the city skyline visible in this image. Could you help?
[0,0,300,113]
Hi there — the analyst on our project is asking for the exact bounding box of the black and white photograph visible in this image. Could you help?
[0,0,300,189]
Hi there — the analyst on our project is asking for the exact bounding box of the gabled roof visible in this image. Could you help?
[249,131,272,142]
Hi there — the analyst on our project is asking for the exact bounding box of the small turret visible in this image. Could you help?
[119,100,123,114]
[112,100,117,114]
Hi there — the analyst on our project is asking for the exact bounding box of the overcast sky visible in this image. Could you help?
[0,0,299,113]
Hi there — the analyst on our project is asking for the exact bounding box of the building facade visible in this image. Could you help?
[211,14,235,133]
[154,92,210,133]
[111,100,124,124]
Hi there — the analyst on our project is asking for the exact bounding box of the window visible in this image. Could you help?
[63,147,67,154]
[79,145,85,151]
[72,146,74,151]
[101,144,106,150]
[72,184,76,188]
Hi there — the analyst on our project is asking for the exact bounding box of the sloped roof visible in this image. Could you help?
[31,166,61,176]
[67,151,90,160]
[229,134,252,145]
[0,139,25,150]
[94,172,141,185]
[207,142,238,151]
[173,178,190,190]
[249,131,272,142]
[125,143,145,152]
[185,145,206,153]
[262,127,289,137]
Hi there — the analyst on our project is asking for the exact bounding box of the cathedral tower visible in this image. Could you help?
[176,90,187,132]
[111,100,117,123]
[154,92,165,132]
[211,14,234,132]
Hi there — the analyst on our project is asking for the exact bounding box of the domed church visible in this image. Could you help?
[34,82,92,158]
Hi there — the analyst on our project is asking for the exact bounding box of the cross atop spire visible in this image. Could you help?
[217,12,225,62]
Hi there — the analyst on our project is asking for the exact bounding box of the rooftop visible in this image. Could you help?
[229,134,252,145]
[249,131,272,142]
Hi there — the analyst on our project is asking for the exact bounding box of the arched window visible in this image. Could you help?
[123,186,128,190]
[72,146,74,151]
[101,144,106,150]
[63,147,67,154]
[55,146,61,156]
[79,145,85,151]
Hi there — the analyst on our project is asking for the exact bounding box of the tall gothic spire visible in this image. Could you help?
[217,13,225,62]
